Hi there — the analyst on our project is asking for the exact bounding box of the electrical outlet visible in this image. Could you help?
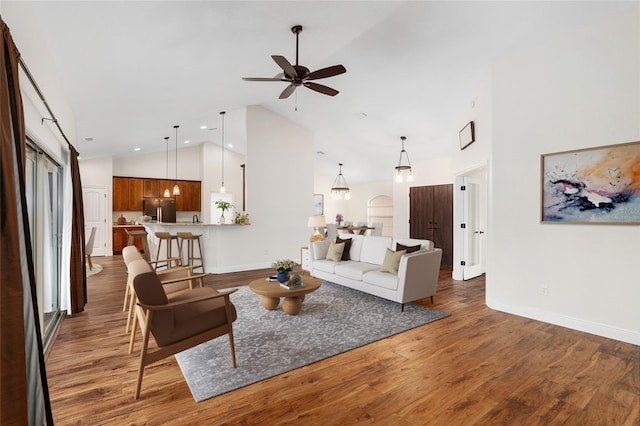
[541,286,549,296]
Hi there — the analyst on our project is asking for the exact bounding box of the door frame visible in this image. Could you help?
[452,163,488,281]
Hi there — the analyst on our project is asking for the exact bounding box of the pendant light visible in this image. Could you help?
[173,125,180,195]
[219,111,226,193]
[394,136,414,183]
[163,136,171,197]
[330,163,351,200]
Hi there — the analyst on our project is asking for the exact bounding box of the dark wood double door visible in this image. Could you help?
[409,184,453,266]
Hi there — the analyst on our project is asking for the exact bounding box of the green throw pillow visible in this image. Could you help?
[326,241,345,262]
[379,248,406,274]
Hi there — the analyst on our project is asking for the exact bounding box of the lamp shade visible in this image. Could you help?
[308,215,326,228]
[308,215,326,242]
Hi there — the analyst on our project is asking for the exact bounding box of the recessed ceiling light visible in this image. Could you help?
[84,137,93,142]
[200,125,207,129]
[227,144,233,148]
[134,148,141,151]
[184,140,190,144]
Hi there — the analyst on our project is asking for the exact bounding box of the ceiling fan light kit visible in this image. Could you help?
[331,163,351,200]
[395,136,414,183]
[242,25,346,100]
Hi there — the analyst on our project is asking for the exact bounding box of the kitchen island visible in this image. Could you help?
[142,221,257,274]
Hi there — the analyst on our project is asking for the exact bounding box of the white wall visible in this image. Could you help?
[244,105,315,265]
[488,7,640,344]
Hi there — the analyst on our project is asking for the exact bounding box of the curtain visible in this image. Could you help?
[1,19,53,424]
[68,145,87,313]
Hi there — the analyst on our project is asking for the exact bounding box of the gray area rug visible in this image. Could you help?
[176,281,449,402]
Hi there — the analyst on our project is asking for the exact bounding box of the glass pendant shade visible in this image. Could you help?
[173,125,180,195]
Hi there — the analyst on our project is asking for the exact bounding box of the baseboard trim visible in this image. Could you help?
[486,298,640,346]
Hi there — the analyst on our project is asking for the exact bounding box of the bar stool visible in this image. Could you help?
[177,232,205,273]
[125,229,150,262]
[154,232,181,270]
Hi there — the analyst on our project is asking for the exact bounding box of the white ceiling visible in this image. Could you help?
[23,1,631,183]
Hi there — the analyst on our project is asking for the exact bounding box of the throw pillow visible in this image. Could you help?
[326,241,345,262]
[336,236,352,261]
[396,243,421,253]
[379,248,407,274]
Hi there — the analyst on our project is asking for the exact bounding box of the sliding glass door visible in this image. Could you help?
[25,143,63,349]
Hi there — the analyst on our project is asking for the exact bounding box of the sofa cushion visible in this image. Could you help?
[359,236,393,265]
[336,236,352,261]
[335,234,364,261]
[363,270,399,291]
[379,248,406,274]
[313,259,341,274]
[326,241,345,262]
[396,243,421,253]
[334,262,380,281]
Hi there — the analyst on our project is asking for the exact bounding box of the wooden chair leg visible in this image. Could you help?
[122,283,130,312]
[128,308,139,354]
[87,255,93,271]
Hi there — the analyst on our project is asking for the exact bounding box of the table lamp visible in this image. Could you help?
[308,215,327,242]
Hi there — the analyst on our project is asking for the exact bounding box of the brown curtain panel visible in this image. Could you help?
[69,145,87,313]
[1,19,53,424]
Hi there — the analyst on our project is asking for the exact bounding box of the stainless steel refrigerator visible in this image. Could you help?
[143,197,176,223]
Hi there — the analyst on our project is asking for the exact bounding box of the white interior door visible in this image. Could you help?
[83,187,107,256]
[462,175,486,280]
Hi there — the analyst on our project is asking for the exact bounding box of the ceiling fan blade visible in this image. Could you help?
[306,64,347,81]
[279,84,297,99]
[271,55,297,78]
[304,82,339,96]
[242,77,285,82]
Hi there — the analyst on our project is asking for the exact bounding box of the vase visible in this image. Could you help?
[276,271,290,283]
[220,214,226,224]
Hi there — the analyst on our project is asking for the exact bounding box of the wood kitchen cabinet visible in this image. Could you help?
[112,225,145,254]
[114,177,201,211]
[409,184,453,266]
[113,177,143,211]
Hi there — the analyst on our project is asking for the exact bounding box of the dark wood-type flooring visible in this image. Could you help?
[45,256,639,425]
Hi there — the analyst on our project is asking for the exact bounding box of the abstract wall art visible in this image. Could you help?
[541,141,640,224]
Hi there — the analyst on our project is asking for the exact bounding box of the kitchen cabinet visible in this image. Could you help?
[143,179,160,197]
[113,177,201,211]
[113,177,143,211]
[113,225,145,254]
[409,184,453,266]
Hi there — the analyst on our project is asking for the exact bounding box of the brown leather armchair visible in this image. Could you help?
[132,271,237,399]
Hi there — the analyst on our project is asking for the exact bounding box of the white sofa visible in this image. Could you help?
[309,235,443,309]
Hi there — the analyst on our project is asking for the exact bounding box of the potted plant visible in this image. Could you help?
[215,200,234,224]
[234,212,250,224]
[336,213,343,226]
[271,259,299,283]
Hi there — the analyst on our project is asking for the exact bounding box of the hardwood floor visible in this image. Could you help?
[45,256,639,425]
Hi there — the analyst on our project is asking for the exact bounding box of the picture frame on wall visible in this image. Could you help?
[541,140,640,224]
[459,121,475,150]
[313,194,324,215]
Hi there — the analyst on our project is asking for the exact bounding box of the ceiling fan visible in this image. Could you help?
[243,25,346,99]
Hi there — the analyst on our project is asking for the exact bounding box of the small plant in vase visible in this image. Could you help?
[271,259,299,283]
[215,200,234,224]
[336,213,343,226]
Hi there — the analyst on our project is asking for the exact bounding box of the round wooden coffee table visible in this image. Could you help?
[248,276,321,315]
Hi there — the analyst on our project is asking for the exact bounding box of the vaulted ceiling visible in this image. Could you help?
[20,1,629,183]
